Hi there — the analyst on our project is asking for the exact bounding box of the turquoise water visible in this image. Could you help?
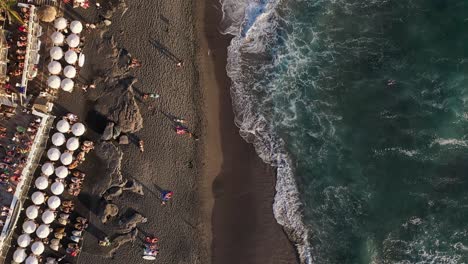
[225,0,468,263]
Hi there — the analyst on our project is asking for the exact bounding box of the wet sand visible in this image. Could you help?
[51,0,298,263]
[199,1,299,264]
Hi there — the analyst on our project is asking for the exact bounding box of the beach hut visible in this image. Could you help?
[47,75,61,89]
[41,162,54,176]
[60,152,73,165]
[63,65,76,78]
[51,181,64,195]
[48,61,62,75]
[56,119,70,133]
[47,147,61,161]
[70,20,83,34]
[52,132,66,146]
[47,196,61,210]
[31,191,45,205]
[41,210,55,224]
[60,78,74,92]
[22,220,36,234]
[66,137,79,151]
[50,46,63,60]
[36,224,50,239]
[34,176,48,190]
[25,255,39,264]
[55,166,69,179]
[17,234,31,248]
[50,31,64,45]
[13,248,27,263]
[25,205,39,220]
[31,241,45,255]
[54,17,67,30]
[64,50,78,64]
[66,34,80,48]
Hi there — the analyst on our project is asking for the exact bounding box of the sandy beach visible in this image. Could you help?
[34,0,300,263]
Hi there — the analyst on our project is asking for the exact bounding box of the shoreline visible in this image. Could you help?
[198,1,300,263]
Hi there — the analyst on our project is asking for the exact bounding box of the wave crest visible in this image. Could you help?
[220,0,312,263]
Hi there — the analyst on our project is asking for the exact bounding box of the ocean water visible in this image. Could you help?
[221,0,468,263]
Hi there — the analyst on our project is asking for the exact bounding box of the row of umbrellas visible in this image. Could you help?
[56,120,85,135]
[50,32,80,47]
[50,47,78,63]
[48,17,85,93]
[54,17,83,34]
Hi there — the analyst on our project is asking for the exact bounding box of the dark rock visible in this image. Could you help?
[118,135,129,145]
[113,125,121,139]
[117,212,147,233]
[101,122,114,141]
[100,203,119,224]
[95,142,123,185]
[94,78,143,133]
[123,180,144,195]
[102,186,123,201]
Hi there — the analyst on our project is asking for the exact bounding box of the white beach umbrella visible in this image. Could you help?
[55,166,69,179]
[60,78,74,92]
[31,241,45,255]
[41,162,54,176]
[64,50,78,64]
[66,137,79,151]
[66,34,80,48]
[31,191,45,205]
[47,147,61,161]
[22,220,36,234]
[25,255,38,264]
[13,248,27,263]
[47,196,61,210]
[25,205,39,220]
[34,176,48,190]
[41,210,56,224]
[50,46,63,60]
[70,20,83,34]
[54,17,67,30]
[63,65,76,78]
[51,181,64,195]
[17,234,31,248]
[52,132,65,146]
[48,61,62,75]
[36,224,50,239]
[78,53,85,67]
[50,31,64,45]
[47,75,61,89]
[60,152,73,165]
[72,123,86,136]
[56,119,70,133]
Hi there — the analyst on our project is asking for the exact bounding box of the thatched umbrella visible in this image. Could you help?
[37,6,57,22]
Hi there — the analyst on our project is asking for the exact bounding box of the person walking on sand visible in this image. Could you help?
[139,140,144,152]
[160,190,173,205]
[176,60,184,68]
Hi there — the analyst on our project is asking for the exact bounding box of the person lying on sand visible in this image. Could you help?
[160,190,173,205]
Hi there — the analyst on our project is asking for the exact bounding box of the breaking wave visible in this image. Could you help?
[219,0,312,262]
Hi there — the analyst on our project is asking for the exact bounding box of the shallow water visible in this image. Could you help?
[222,0,468,263]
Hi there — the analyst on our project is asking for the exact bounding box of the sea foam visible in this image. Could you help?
[219,0,313,263]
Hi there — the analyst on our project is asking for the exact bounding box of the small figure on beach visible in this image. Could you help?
[139,140,145,152]
[387,79,396,86]
[143,93,160,100]
[99,236,111,246]
[129,58,142,68]
[176,60,184,68]
[160,190,173,205]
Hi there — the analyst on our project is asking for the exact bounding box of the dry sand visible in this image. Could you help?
[50,0,299,263]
